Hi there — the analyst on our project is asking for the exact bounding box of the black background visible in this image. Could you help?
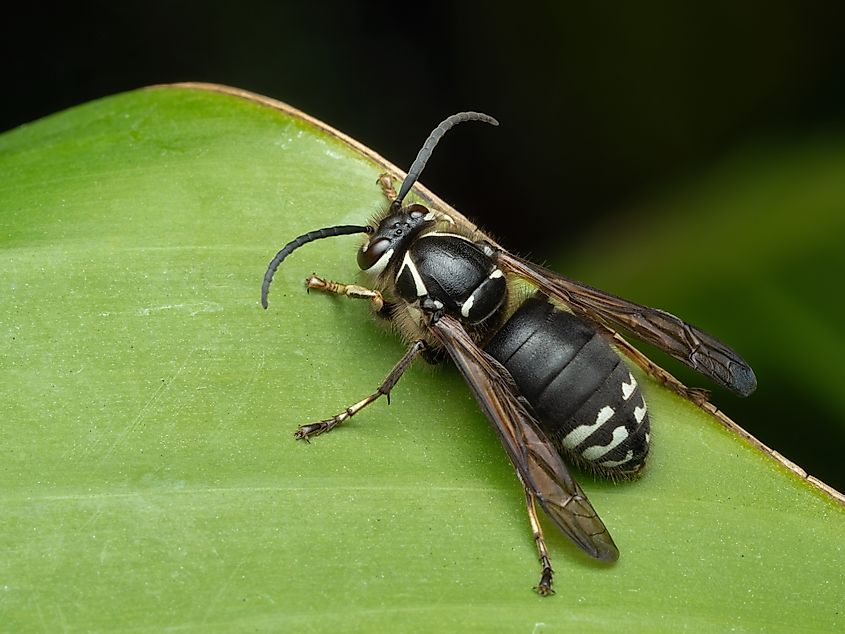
[6,2,845,253]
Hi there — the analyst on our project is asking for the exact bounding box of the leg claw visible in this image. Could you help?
[534,568,555,597]
[294,421,330,442]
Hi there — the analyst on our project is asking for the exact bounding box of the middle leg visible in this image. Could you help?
[295,339,427,441]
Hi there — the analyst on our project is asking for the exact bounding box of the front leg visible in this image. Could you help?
[376,173,397,202]
[306,274,384,312]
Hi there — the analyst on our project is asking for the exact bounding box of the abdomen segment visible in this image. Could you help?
[484,294,650,476]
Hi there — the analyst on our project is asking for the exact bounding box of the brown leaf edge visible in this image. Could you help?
[149,81,845,508]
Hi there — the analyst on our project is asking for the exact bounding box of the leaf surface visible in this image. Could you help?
[1,84,842,633]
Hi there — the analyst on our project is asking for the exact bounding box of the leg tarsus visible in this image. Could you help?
[377,173,397,201]
[522,486,556,597]
[534,564,555,597]
[306,274,384,312]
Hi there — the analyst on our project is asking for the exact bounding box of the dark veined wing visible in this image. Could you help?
[497,251,757,397]
[428,312,619,562]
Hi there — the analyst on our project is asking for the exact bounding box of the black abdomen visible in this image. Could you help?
[484,294,650,476]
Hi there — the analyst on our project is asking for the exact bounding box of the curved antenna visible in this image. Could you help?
[261,224,372,308]
[393,111,499,209]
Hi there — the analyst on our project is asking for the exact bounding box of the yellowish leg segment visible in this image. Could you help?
[294,340,426,441]
[377,173,397,201]
[523,485,555,596]
[306,274,384,312]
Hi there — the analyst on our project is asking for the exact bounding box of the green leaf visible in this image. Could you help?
[1,84,842,632]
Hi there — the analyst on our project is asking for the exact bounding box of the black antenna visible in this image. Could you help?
[261,224,372,308]
[392,111,498,209]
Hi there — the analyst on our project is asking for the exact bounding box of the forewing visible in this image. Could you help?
[428,313,619,561]
[497,251,757,396]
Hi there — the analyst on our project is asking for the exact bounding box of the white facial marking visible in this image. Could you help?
[399,251,427,297]
[489,268,503,279]
[582,425,629,461]
[432,300,443,310]
[367,247,394,276]
[561,406,614,449]
[461,293,475,318]
[621,372,637,400]
[634,399,647,424]
[600,450,634,468]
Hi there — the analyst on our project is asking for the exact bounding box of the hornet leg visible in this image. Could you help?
[295,340,426,441]
[306,274,384,312]
[523,485,555,596]
[376,173,397,201]
[607,330,710,405]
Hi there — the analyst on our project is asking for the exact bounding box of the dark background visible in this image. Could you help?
[4,1,844,489]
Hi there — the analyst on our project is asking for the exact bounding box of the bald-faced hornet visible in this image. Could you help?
[261,113,756,596]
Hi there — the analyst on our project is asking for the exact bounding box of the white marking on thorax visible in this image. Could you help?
[461,268,503,318]
[460,294,475,318]
[621,373,638,400]
[420,231,472,242]
[581,425,629,461]
[398,251,428,297]
[561,406,614,449]
[366,247,394,277]
[422,211,455,226]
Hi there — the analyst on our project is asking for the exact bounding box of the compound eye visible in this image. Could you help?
[357,236,392,270]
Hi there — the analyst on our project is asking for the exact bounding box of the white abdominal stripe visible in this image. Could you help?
[560,372,650,470]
